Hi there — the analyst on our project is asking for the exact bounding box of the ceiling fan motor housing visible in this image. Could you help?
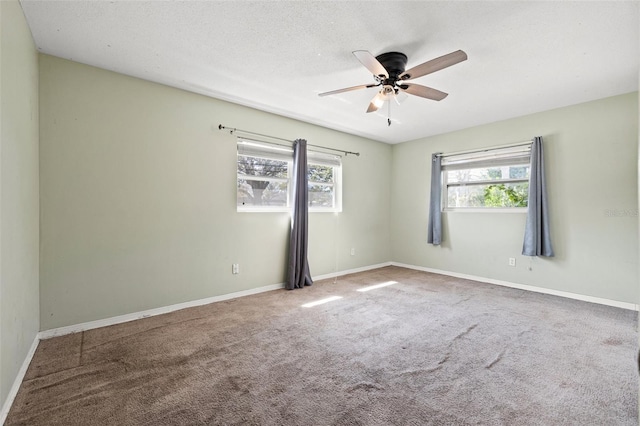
[375,52,408,81]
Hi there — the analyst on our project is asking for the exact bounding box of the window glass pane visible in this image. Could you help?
[447,182,529,208]
[237,179,288,207]
[308,164,334,184]
[509,166,528,179]
[309,183,334,208]
[446,165,530,183]
[237,155,288,178]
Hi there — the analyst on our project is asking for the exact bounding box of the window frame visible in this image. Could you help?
[307,151,343,213]
[237,141,292,212]
[441,145,531,213]
[236,139,342,213]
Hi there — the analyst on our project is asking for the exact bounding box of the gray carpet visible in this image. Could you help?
[6,266,638,425]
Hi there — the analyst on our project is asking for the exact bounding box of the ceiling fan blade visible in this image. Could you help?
[353,50,389,78]
[399,83,448,101]
[366,91,385,113]
[400,50,467,80]
[318,83,379,97]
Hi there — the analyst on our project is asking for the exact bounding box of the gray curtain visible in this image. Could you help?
[522,137,554,257]
[427,153,442,245]
[286,139,313,289]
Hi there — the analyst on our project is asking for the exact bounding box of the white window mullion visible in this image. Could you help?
[238,175,289,184]
[446,178,529,188]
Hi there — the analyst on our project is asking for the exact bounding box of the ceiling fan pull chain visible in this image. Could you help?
[387,99,392,126]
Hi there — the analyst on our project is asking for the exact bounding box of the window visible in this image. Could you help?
[441,145,531,210]
[237,141,290,210]
[237,139,342,212]
[307,151,342,211]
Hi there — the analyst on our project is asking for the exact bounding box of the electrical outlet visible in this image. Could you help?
[232,263,239,274]
[350,248,355,256]
[508,258,516,267]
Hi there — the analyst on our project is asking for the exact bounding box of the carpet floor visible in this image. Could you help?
[5,266,638,425]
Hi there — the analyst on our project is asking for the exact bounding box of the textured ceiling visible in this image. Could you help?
[20,1,639,144]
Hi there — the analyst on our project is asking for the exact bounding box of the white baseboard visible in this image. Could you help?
[392,262,639,311]
[39,282,285,340]
[0,336,40,425]
[40,260,637,340]
[313,262,392,282]
[39,262,394,340]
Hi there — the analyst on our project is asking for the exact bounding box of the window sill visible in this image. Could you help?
[237,207,289,213]
[443,208,528,214]
[237,208,342,213]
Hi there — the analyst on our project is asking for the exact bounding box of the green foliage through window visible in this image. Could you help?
[483,183,528,207]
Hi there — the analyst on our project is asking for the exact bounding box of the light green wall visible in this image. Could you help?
[391,92,639,304]
[39,55,391,330]
[0,0,40,409]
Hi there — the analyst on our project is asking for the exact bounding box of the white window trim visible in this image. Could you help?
[444,207,528,214]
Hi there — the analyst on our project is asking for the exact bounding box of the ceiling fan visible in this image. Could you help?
[319,49,467,125]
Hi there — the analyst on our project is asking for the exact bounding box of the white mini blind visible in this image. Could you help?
[237,138,341,167]
[441,144,531,171]
[308,150,341,167]
[237,139,292,162]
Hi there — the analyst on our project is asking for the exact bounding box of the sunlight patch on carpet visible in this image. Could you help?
[301,295,343,308]
[356,281,398,292]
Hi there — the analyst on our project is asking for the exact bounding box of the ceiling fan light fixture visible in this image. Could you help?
[367,91,386,113]
[394,90,408,105]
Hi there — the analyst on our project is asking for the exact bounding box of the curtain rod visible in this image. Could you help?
[436,139,533,158]
[218,124,360,157]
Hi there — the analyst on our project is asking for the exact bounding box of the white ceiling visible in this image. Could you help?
[20,1,639,144]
